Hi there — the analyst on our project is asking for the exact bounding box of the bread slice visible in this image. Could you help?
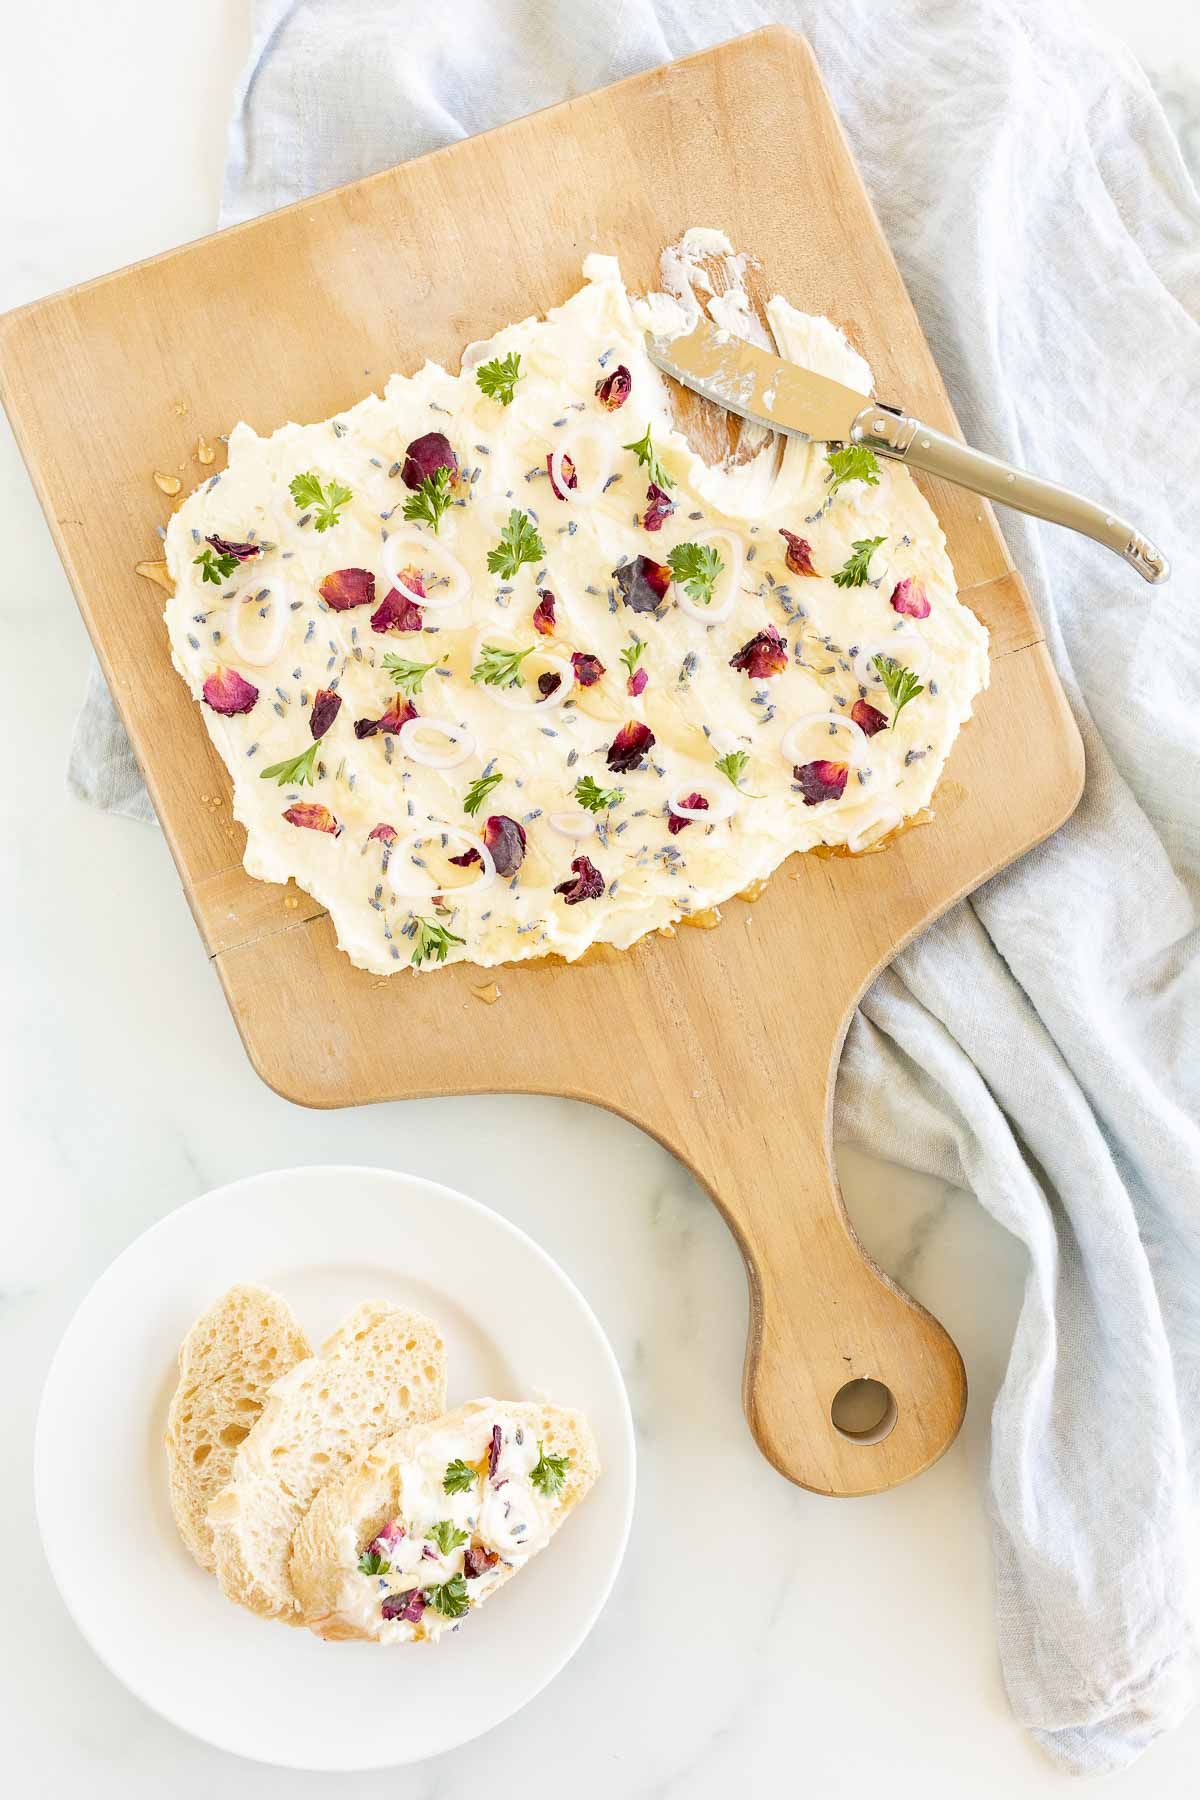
[164,1284,311,1573]
[291,1398,599,1642]
[207,1301,446,1622]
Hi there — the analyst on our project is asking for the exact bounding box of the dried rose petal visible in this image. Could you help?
[555,854,606,905]
[202,667,258,715]
[319,567,375,612]
[309,688,342,739]
[890,576,931,619]
[607,720,656,772]
[483,814,526,877]
[282,802,340,834]
[642,482,676,532]
[401,431,458,489]
[463,1544,500,1580]
[594,364,632,410]
[729,624,788,679]
[532,589,556,636]
[488,1424,502,1479]
[668,793,708,836]
[627,666,648,697]
[614,556,671,614]
[538,672,562,699]
[370,575,425,634]
[794,760,849,805]
[368,822,398,845]
[448,847,482,868]
[571,652,605,687]
[206,534,261,562]
[779,529,819,577]
[546,451,578,501]
[354,696,418,738]
[381,1589,426,1623]
[850,699,888,738]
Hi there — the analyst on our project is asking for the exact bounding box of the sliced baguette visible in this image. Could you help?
[208,1301,446,1622]
[291,1398,599,1642]
[164,1284,311,1573]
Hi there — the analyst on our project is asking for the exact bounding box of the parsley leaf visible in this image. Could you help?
[193,545,238,585]
[382,653,438,696]
[825,443,881,497]
[411,917,466,968]
[574,775,624,813]
[443,1458,477,1495]
[472,642,535,688]
[666,541,725,606]
[871,654,924,724]
[486,509,545,581]
[529,1441,570,1497]
[402,467,453,534]
[425,1574,470,1619]
[357,1548,390,1576]
[288,470,353,532]
[259,741,321,787]
[715,748,762,796]
[463,770,504,817]
[476,352,522,406]
[622,421,674,490]
[619,640,646,676]
[831,536,887,588]
[427,1520,468,1556]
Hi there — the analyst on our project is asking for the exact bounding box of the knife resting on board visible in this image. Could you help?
[647,323,1168,584]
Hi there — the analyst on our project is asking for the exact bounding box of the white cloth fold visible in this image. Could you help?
[67,0,1200,1772]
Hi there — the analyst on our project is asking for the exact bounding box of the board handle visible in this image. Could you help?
[690,1100,966,1497]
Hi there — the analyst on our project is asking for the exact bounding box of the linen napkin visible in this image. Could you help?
[67,0,1200,1772]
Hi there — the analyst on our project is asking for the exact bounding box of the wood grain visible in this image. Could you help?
[0,27,1082,1496]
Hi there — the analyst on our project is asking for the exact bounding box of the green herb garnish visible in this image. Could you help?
[411,917,466,968]
[475,352,522,406]
[486,509,545,581]
[427,1520,469,1556]
[666,541,725,606]
[425,1575,470,1619]
[529,1441,570,1498]
[259,741,321,787]
[471,643,536,688]
[831,536,886,589]
[574,775,624,813]
[382,653,438,696]
[288,470,353,532]
[443,1459,477,1495]
[462,770,504,817]
[401,466,454,534]
[357,1548,391,1576]
[193,545,238,585]
[825,444,881,497]
[715,748,762,796]
[622,421,674,490]
[619,640,646,677]
[871,654,924,724]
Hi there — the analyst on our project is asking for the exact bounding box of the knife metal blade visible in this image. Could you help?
[644,322,871,444]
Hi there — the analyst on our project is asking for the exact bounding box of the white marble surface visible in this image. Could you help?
[1,4,1198,1794]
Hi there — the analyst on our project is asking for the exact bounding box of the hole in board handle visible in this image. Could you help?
[830,1377,897,1445]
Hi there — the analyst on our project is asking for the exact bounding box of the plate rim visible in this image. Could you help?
[34,1162,636,1771]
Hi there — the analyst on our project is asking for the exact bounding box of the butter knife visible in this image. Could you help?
[646,323,1168,584]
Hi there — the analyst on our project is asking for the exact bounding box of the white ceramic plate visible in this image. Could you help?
[35,1165,635,1771]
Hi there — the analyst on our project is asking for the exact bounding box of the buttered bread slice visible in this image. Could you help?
[291,1398,599,1642]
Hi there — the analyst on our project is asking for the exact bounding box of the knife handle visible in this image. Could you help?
[852,405,1169,585]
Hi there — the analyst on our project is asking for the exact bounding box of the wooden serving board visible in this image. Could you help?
[0,27,1081,1496]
